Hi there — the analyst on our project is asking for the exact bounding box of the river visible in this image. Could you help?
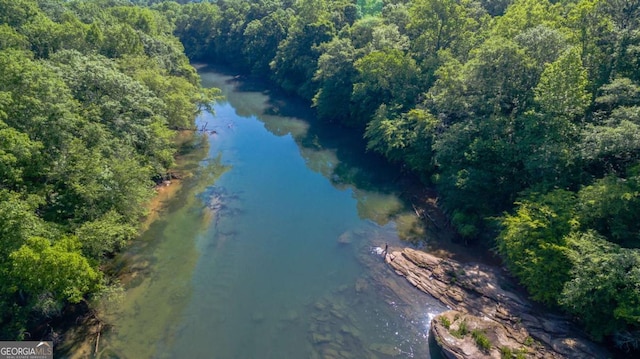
[90,67,445,359]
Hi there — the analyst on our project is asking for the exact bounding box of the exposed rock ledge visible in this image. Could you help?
[386,248,609,358]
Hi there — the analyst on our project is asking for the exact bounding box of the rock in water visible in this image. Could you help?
[337,231,352,244]
[386,248,609,359]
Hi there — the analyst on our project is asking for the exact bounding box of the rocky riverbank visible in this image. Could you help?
[385,248,610,358]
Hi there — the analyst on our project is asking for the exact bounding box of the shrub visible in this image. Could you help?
[441,316,451,329]
[472,329,491,352]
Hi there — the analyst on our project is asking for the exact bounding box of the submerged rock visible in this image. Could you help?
[312,333,333,344]
[368,343,401,357]
[354,278,368,293]
[338,231,353,244]
[386,248,609,358]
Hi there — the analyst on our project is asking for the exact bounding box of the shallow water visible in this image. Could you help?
[97,67,445,359]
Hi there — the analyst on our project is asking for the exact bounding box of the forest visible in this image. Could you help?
[160,0,640,350]
[1,0,640,354]
[0,0,217,339]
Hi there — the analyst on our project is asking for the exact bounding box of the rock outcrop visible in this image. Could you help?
[386,248,609,358]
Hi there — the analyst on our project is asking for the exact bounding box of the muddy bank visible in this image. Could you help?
[385,248,609,358]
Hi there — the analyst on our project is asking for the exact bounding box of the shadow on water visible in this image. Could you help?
[198,64,422,238]
[200,64,401,187]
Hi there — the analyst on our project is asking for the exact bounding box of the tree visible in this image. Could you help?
[364,106,437,176]
[174,1,221,60]
[561,231,640,340]
[407,0,484,60]
[348,15,384,49]
[580,116,640,174]
[0,0,40,28]
[0,120,42,189]
[0,190,47,338]
[0,0,211,340]
[534,47,591,119]
[100,23,144,58]
[370,23,409,51]
[0,24,29,51]
[594,77,640,111]
[9,236,100,304]
[242,9,292,75]
[49,50,174,173]
[492,0,561,39]
[351,49,421,124]
[464,37,537,117]
[563,0,616,92]
[357,0,383,16]
[514,25,568,72]
[576,175,640,247]
[496,190,576,304]
[270,8,335,99]
[75,210,137,259]
[313,37,358,124]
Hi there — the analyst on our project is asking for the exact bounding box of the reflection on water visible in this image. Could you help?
[95,66,444,358]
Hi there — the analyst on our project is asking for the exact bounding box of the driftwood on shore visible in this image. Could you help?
[386,248,610,358]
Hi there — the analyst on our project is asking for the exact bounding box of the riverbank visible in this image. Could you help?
[55,131,211,358]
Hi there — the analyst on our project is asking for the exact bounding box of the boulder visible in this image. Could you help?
[386,248,609,358]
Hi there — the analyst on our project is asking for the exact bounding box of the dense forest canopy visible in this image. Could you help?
[2,0,640,353]
[160,0,640,349]
[0,0,217,339]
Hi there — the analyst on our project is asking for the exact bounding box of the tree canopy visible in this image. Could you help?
[0,0,213,339]
[3,0,640,351]
[167,0,640,348]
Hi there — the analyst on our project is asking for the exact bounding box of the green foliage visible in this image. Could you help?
[472,329,492,352]
[576,175,640,247]
[523,336,534,346]
[408,0,485,63]
[242,9,292,75]
[352,49,421,124]
[534,47,590,119]
[173,2,221,60]
[0,120,42,189]
[500,346,512,359]
[0,0,213,338]
[595,78,640,110]
[492,0,561,39]
[561,231,640,340]
[138,0,640,346]
[271,15,335,99]
[465,37,538,117]
[365,106,437,176]
[357,0,383,17]
[0,24,29,51]
[451,320,469,338]
[496,190,576,304]
[10,236,100,304]
[440,316,451,329]
[0,0,40,28]
[76,211,137,259]
[313,37,358,123]
[514,25,568,71]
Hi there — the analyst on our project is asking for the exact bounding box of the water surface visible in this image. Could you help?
[98,67,445,359]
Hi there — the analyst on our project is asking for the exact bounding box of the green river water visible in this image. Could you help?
[93,67,445,359]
